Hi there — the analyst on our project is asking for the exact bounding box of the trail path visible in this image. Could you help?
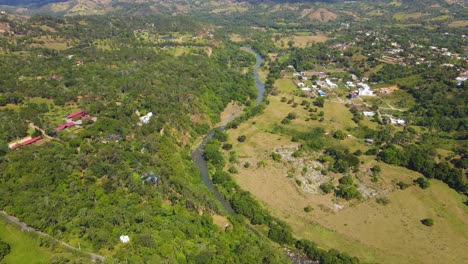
[0,210,105,262]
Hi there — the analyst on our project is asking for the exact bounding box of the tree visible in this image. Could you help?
[313,97,324,107]
[414,177,430,189]
[0,240,10,261]
[421,218,434,226]
[237,135,246,142]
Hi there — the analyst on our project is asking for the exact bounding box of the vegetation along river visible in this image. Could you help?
[191,47,264,215]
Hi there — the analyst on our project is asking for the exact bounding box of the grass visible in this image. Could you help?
[224,78,468,263]
[448,20,468,28]
[0,216,50,263]
[273,78,298,94]
[274,34,329,49]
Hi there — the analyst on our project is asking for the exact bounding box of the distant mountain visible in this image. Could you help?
[0,0,67,7]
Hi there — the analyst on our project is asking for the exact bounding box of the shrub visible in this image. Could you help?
[271,152,282,161]
[319,182,334,194]
[244,162,251,168]
[0,240,10,262]
[397,181,410,190]
[333,130,346,140]
[281,118,291,125]
[376,197,390,205]
[237,135,246,142]
[414,177,430,189]
[222,143,233,150]
[304,205,313,212]
[287,112,298,120]
[228,166,239,174]
[421,218,434,226]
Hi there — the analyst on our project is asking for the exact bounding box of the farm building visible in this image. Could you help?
[56,122,75,131]
[363,111,376,117]
[67,110,84,119]
[358,83,374,96]
[10,136,42,150]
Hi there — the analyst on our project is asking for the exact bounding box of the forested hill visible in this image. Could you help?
[0,14,290,263]
[0,0,67,6]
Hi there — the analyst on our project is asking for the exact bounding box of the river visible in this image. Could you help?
[191,47,265,215]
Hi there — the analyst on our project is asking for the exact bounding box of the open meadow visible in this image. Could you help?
[224,82,468,263]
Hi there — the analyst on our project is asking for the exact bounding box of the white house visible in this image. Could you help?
[390,117,406,125]
[139,112,153,124]
[362,111,376,117]
[297,82,305,87]
[358,83,374,96]
[325,79,338,88]
[120,235,130,243]
[301,87,311,91]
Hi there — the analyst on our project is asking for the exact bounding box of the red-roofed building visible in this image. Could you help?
[10,136,42,149]
[67,110,84,119]
[56,122,75,131]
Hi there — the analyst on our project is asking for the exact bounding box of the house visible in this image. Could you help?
[67,110,84,119]
[297,82,305,87]
[390,117,406,125]
[119,235,130,243]
[363,111,376,117]
[301,87,311,91]
[358,83,374,96]
[348,91,358,99]
[10,136,42,149]
[139,112,153,125]
[365,138,374,144]
[318,90,326,96]
[56,122,75,131]
[325,79,338,88]
[346,81,356,87]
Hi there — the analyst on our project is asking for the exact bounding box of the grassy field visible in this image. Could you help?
[0,216,50,264]
[448,20,468,28]
[274,34,329,49]
[224,82,468,263]
[273,78,299,94]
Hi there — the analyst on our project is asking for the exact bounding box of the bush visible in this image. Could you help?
[319,182,334,194]
[333,130,346,140]
[271,152,282,161]
[304,205,313,212]
[397,181,410,190]
[244,162,251,168]
[421,218,434,226]
[281,118,291,125]
[0,240,10,262]
[376,197,390,205]
[414,177,430,189]
[228,166,239,174]
[222,143,233,150]
[237,135,246,142]
[287,112,298,120]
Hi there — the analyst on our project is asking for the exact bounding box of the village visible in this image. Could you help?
[286,66,408,130]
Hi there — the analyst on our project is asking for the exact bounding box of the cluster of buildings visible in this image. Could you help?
[56,110,97,132]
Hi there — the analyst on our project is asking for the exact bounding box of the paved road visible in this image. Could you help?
[0,210,105,262]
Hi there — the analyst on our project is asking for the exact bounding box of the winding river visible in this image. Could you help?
[191,48,264,215]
